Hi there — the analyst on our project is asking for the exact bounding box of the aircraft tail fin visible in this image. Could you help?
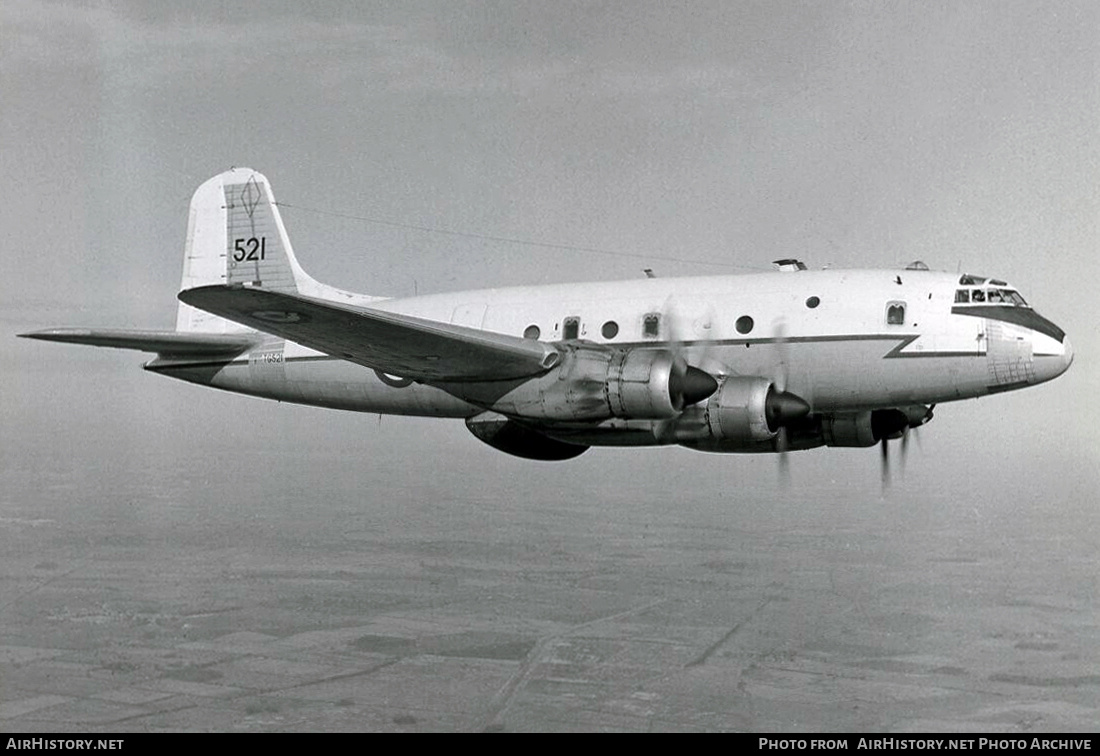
[176,168,323,333]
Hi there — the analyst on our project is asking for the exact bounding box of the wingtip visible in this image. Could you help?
[17,329,77,341]
[178,283,238,304]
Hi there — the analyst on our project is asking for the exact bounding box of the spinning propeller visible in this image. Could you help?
[663,299,721,410]
[650,300,720,443]
[655,303,810,458]
[875,405,934,491]
[770,317,812,483]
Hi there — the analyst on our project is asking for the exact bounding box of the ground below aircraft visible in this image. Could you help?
[22,168,1073,470]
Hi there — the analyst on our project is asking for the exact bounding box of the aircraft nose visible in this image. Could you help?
[1031,328,1072,384]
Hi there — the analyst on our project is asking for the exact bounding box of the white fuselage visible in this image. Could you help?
[26,167,1072,458]
[149,267,1072,431]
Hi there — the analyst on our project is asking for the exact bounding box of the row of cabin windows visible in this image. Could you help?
[521,296,826,341]
[560,317,619,339]
[520,296,911,341]
[522,313,752,341]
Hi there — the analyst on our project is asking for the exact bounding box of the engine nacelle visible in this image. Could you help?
[821,408,919,447]
[606,348,683,419]
[820,411,877,448]
[465,412,589,460]
[703,376,778,443]
[444,345,715,422]
[675,376,812,452]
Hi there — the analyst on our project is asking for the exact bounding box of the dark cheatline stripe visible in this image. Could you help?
[952,306,1065,343]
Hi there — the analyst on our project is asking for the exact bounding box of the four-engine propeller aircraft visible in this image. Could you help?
[21,168,1073,465]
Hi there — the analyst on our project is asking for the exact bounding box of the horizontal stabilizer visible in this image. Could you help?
[19,328,258,356]
[178,285,560,382]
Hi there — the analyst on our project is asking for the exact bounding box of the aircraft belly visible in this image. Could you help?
[282,358,476,416]
[178,357,477,416]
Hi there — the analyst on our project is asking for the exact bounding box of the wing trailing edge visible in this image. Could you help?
[178,284,560,382]
[18,328,259,357]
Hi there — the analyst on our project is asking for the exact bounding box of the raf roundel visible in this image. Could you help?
[251,310,309,324]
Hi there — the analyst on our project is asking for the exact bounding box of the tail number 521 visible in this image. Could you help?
[233,237,267,262]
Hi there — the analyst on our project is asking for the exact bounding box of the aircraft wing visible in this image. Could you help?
[178,284,560,381]
[18,328,258,356]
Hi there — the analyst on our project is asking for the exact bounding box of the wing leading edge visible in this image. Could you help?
[178,285,560,382]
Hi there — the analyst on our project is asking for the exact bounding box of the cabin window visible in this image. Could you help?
[805,296,820,309]
[523,324,540,340]
[643,313,660,339]
[886,301,906,325]
[601,320,619,339]
[735,315,754,334]
[563,316,580,340]
[955,289,970,303]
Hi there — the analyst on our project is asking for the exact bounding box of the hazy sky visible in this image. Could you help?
[2,1,1097,499]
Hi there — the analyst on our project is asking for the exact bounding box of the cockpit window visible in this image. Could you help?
[956,275,1030,307]
[957,288,1028,307]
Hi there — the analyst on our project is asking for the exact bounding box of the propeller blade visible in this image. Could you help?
[663,298,688,358]
[773,318,789,392]
[777,426,791,487]
[768,318,808,486]
[880,437,891,492]
[662,298,720,408]
[654,417,677,444]
[900,427,910,477]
